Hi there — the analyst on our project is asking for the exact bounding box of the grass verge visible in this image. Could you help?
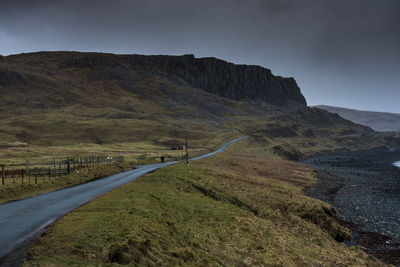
[23,139,383,266]
[0,163,132,204]
[0,133,239,204]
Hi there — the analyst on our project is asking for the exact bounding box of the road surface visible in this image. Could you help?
[0,137,247,266]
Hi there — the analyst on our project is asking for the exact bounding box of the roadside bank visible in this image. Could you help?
[22,139,382,266]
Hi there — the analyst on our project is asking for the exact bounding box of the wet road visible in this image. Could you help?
[0,137,247,265]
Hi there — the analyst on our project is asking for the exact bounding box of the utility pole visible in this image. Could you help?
[185,135,189,164]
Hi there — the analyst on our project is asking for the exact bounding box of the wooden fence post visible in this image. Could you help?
[1,165,4,186]
[26,159,30,179]
[67,158,71,174]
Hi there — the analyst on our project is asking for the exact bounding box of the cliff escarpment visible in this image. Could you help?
[126,54,307,107]
[61,53,307,107]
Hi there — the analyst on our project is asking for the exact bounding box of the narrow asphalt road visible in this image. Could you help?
[0,137,247,266]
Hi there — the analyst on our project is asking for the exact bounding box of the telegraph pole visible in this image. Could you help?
[185,135,189,164]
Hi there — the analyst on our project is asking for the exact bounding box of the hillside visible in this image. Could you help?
[316,105,400,132]
[0,52,397,266]
[23,139,384,266]
[0,52,304,145]
[0,52,394,165]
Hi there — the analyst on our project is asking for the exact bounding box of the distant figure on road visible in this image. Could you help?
[160,155,165,163]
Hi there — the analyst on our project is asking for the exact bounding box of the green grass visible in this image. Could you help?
[23,139,383,266]
[0,133,239,204]
[1,51,390,266]
[0,163,132,204]
[0,131,239,165]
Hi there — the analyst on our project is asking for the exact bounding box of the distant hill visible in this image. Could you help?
[316,105,400,132]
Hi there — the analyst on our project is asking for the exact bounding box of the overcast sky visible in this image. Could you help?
[0,0,399,113]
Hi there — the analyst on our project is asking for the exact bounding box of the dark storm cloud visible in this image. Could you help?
[0,0,399,112]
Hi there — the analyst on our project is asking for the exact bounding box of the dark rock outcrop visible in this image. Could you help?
[63,53,307,107]
[127,54,307,107]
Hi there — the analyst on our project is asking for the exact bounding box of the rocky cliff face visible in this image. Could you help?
[63,53,307,107]
[127,54,307,107]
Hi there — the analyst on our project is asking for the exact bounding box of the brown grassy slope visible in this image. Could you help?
[226,108,386,158]
[0,52,271,146]
[23,138,383,266]
[0,52,391,265]
[0,162,132,204]
[263,108,387,156]
[317,105,400,132]
[1,52,251,166]
[0,51,394,164]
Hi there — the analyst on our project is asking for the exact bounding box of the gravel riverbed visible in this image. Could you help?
[302,148,400,266]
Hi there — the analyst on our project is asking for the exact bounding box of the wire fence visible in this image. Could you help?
[1,155,124,186]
